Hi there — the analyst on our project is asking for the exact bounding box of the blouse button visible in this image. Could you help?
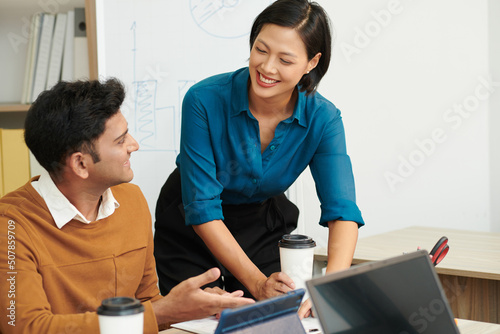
[252,178,257,184]
[270,145,276,151]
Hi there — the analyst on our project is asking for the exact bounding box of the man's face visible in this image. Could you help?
[88,111,139,187]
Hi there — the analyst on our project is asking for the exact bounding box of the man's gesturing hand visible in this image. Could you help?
[153,268,255,325]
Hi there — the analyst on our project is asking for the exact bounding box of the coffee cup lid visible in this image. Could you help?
[278,234,316,249]
[97,297,144,316]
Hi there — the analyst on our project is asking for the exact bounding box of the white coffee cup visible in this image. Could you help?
[278,234,316,294]
[97,297,144,334]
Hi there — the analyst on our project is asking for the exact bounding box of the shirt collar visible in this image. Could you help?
[31,171,120,229]
[230,67,307,128]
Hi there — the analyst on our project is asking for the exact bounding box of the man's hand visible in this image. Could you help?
[253,272,295,300]
[203,284,247,319]
[152,268,254,325]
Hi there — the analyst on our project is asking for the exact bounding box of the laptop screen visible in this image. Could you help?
[306,250,459,334]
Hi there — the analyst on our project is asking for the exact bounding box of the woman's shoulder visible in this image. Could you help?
[304,91,341,120]
[189,68,247,93]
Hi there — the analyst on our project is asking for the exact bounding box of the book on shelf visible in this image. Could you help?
[46,13,68,90]
[31,13,55,103]
[61,10,75,82]
[21,8,88,105]
[21,13,42,104]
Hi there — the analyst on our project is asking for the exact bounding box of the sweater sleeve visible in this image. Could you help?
[0,213,163,334]
[134,192,162,332]
[0,215,101,334]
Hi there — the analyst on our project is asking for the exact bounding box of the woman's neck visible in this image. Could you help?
[248,85,297,118]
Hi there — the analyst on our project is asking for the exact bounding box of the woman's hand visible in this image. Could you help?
[298,298,313,319]
[253,272,295,300]
[194,221,294,301]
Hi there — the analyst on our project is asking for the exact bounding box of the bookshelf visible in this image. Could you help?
[0,105,30,113]
[0,0,97,118]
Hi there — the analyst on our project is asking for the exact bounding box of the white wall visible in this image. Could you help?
[489,0,500,233]
[296,0,496,247]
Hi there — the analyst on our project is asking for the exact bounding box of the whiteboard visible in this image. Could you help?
[96,0,273,221]
[96,0,493,245]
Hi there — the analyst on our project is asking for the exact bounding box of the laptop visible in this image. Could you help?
[306,250,460,334]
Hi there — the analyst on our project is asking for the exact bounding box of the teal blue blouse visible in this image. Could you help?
[177,67,364,228]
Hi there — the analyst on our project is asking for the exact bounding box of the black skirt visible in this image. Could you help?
[153,168,299,298]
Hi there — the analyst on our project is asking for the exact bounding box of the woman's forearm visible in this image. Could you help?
[325,220,359,273]
[192,220,267,297]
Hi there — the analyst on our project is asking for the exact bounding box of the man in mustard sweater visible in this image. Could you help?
[0,79,253,334]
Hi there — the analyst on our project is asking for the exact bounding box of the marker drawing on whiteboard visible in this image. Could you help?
[130,21,178,152]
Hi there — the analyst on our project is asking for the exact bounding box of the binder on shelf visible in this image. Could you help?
[61,10,75,82]
[31,13,55,102]
[0,129,30,197]
[74,7,89,80]
[21,13,42,104]
[46,13,67,90]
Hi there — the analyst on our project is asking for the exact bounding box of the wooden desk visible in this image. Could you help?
[160,319,500,333]
[314,226,500,323]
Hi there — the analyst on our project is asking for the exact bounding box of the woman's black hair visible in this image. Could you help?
[24,78,125,177]
[250,0,332,95]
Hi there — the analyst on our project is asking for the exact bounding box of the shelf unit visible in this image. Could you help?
[0,105,30,113]
[0,0,97,120]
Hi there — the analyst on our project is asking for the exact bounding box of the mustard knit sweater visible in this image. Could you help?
[0,178,162,333]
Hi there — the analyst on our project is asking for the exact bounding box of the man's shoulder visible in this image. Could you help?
[110,183,145,204]
[0,183,37,216]
[0,183,49,236]
[111,182,140,191]
[110,182,142,196]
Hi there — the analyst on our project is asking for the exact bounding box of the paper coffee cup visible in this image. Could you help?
[97,297,144,334]
[278,234,316,294]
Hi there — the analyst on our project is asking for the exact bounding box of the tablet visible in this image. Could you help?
[215,288,305,334]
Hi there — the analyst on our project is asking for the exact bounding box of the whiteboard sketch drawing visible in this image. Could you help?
[130,21,178,152]
[190,0,273,38]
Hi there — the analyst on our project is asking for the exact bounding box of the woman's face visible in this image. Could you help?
[249,24,320,102]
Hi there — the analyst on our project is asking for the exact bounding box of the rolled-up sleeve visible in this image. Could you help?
[309,112,364,227]
[178,88,224,226]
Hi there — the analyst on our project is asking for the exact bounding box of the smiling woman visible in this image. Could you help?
[249,24,320,105]
[154,0,364,319]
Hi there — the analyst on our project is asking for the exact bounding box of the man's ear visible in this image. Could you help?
[67,152,90,179]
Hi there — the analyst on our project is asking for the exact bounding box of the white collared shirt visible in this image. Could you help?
[31,170,120,229]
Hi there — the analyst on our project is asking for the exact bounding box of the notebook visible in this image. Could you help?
[306,250,460,334]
